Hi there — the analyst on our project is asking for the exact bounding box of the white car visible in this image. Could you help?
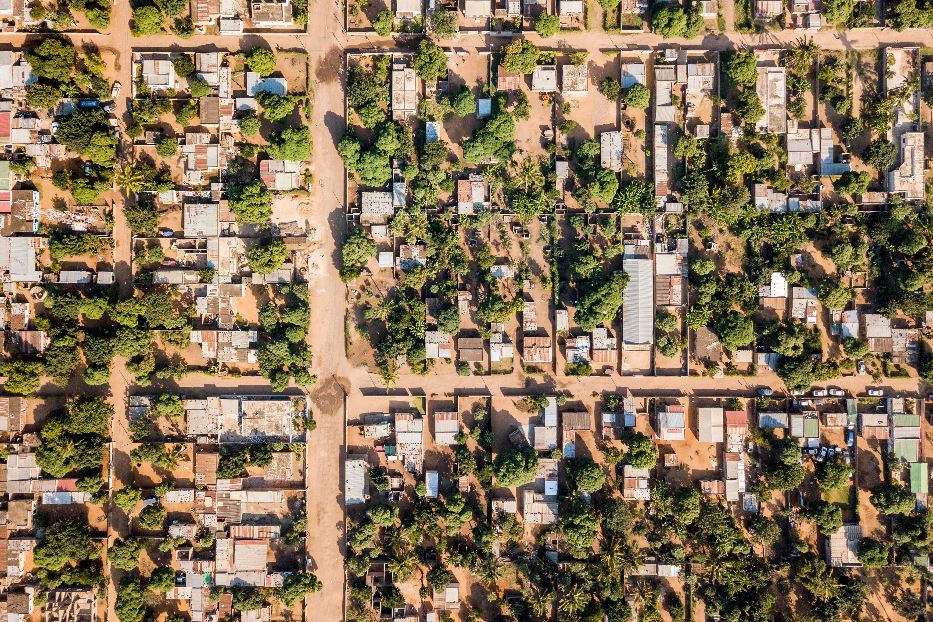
[812,389,828,397]
[867,389,884,397]
[111,81,121,100]
[829,388,846,397]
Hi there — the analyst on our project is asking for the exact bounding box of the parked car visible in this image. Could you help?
[845,429,855,447]
[829,388,846,397]
[756,388,773,397]
[867,389,884,397]
[857,359,867,375]
[111,81,121,99]
[812,389,828,397]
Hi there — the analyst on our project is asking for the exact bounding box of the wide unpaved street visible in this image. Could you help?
[3,6,933,620]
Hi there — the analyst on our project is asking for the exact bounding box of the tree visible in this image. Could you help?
[228,180,271,225]
[155,0,187,14]
[156,136,178,158]
[724,50,758,87]
[559,497,599,555]
[450,86,476,116]
[622,431,658,469]
[368,504,399,527]
[26,83,62,109]
[857,537,888,567]
[188,77,211,98]
[493,445,539,487]
[247,48,277,77]
[115,576,147,622]
[150,394,184,419]
[113,487,142,513]
[673,486,701,525]
[239,114,260,135]
[870,482,915,515]
[412,40,448,82]
[651,5,704,38]
[275,571,322,606]
[34,519,98,573]
[599,77,621,101]
[131,5,163,35]
[172,54,195,77]
[623,83,650,109]
[1,360,43,395]
[340,228,377,280]
[66,396,112,435]
[258,91,297,122]
[815,455,850,491]
[56,108,116,167]
[137,503,167,530]
[802,500,843,533]
[109,538,143,571]
[248,240,288,274]
[567,457,605,492]
[147,566,175,593]
[534,12,560,37]
[713,310,755,351]
[372,9,393,35]
[864,138,897,171]
[834,170,869,196]
[574,272,629,332]
[737,89,765,123]
[429,8,458,36]
[26,38,75,81]
[500,39,539,74]
[823,0,854,25]
[266,127,312,161]
[817,279,853,310]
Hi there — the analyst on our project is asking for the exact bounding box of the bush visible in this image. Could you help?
[248,240,289,274]
[430,9,458,36]
[188,77,211,98]
[598,77,621,100]
[340,228,377,280]
[623,84,650,109]
[651,5,704,38]
[172,55,195,77]
[266,126,312,161]
[373,9,393,35]
[534,13,560,37]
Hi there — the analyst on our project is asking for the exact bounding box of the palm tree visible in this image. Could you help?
[557,581,589,616]
[114,165,145,194]
[525,584,555,620]
[474,555,502,585]
[510,157,544,193]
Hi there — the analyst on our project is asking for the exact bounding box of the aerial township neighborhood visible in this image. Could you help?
[0,1,928,622]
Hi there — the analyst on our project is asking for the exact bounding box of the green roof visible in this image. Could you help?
[910,462,928,494]
[0,161,10,191]
[846,399,857,417]
[804,418,820,438]
[893,414,921,428]
[893,439,920,463]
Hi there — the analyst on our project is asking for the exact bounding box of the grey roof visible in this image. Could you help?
[622,258,654,345]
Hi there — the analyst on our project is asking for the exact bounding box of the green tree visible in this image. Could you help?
[228,180,272,225]
[66,396,112,435]
[412,40,448,82]
[566,457,605,492]
[802,500,843,533]
[108,538,144,571]
[559,497,599,555]
[26,83,62,109]
[724,50,758,87]
[34,519,99,573]
[247,48,277,77]
[154,0,187,15]
[622,430,658,469]
[713,310,755,351]
[870,482,915,515]
[26,38,75,81]
[147,566,176,592]
[188,77,211,98]
[274,571,322,606]
[113,487,142,513]
[493,445,539,487]
[115,576,147,622]
[0,360,43,395]
[599,77,622,100]
[56,108,116,167]
[834,170,869,196]
[266,127,312,161]
[429,8,458,36]
[340,228,377,280]
[239,114,260,135]
[372,9,394,35]
[737,89,765,123]
[864,138,897,171]
[857,537,888,567]
[815,455,851,491]
[817,279,853,310]
[651,5,704,38]
[534,12,560,37]
[131,5,163,35]
[623,83,650,109]
[258,91,297,122]
[500,39,539,74]
[450,86,476,116]
[156,137,178,158]
[172,55,195,77]
[248,240,289,274]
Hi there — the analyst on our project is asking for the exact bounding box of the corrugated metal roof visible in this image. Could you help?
[622,258,654,345]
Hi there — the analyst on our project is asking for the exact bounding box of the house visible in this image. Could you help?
[190,329,258,364]
[496,66,522,91]
[391,64,418,120]
[786,121,821,169]
[6,330,48,355]
[863,313,892,354]
[456,175,488,215]
[139,56,176,92]
[889,132,925,201]
[425,470,439,498]
[397,244,426,270]
[561,64,588,97]
[755,65,787,134]
[860,412,889,440]
[559,0,583,14]
[622,256,654,347]
[424,331,454,359]
[259,159,301,191]
[724,452,746,502]
[0,396,26,436]
[184,203,220,237]
[566,335,590,363]
[600,130,623,172]
[697,407,724,443]
[463,0,492,17]
[395,0,422,17]
[522,489,558,524]
[250,0,294,26]
[818,127,850,176]
[621,62,646,89]
[192,0,221,24]
[245,72,287,96]
[458,336,484,362]
[657,405,686,441]
[344,455,369,506]
[555,309,569,333]
[790,287,818,322]
[360,191,394,225]
[622,464,651,500]
[654,63,676,124]
[489,331,512,363]
[531,65,557,93]
[654,124,670,196]
[433,411,458,445]
[561,411,590,458]
[754,0,782,18]
[45,589,95,622]
[523,335,552,364]
[394,412,425,473]
[590,327,617,369]
[889,412,921,463]
[790,413,820,446]
[826,524,861,567]
[433,583,461,611]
